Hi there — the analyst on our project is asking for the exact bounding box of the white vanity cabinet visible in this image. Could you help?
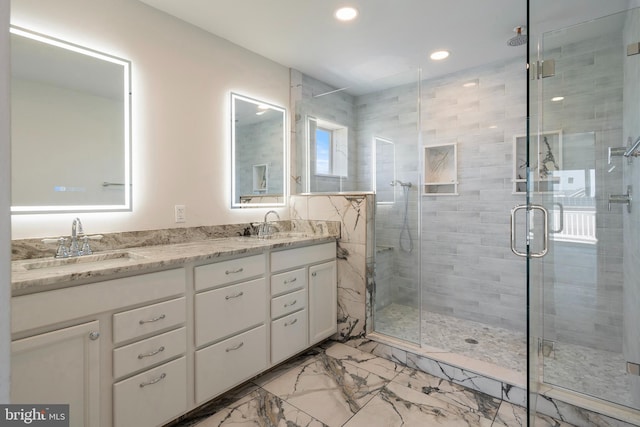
[193,254,268,404]
[10,238,338,426]
[270,242,337,364]
[309,260,338,345]
[11,320,101,427]
[11,268,186,427]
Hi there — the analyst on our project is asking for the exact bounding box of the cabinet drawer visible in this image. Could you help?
[271,310,307,365]
[113,356,187,427]
[195,325,267,404]
[13,268,185,334]
[271,268,305,296]
[113,297,185,345]
[195,278,266,347]
[195,254,265,291]
[113,327,186,380]
[271,288,307,319]
[271,242,336,273]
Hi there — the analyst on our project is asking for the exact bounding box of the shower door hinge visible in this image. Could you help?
[532,59,556,79]
[538,338,556,358]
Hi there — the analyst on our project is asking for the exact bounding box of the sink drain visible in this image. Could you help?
[465,338,479,344]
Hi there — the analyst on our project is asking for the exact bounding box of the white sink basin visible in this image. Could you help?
[17,252,144,271]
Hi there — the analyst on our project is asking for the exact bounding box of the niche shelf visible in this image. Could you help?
[423,143,458,195]
[512,130,562,194]
[252,164,268,193]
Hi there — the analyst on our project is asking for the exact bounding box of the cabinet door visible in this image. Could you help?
[308,261,337,345]
[11,320,100,427]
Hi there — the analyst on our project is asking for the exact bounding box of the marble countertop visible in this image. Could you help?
[11,234,336,296]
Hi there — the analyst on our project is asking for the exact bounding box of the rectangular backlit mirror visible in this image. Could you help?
[231,93,287,208]
[10,26,131,213]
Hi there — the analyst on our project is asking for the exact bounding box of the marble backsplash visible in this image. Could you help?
[11,219,340,261]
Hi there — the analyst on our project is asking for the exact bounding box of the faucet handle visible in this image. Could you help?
[80,235,103,256]
[42,237,69,258]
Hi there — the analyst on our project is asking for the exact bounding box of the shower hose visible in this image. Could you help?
[399,183,413,253]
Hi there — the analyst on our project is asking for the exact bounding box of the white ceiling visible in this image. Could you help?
[138,0,633,95]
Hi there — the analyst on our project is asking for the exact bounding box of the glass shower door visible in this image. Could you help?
[532,8,640,410]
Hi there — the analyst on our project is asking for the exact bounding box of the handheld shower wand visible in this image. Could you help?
[390,180,414,252]
[624,135,640,158]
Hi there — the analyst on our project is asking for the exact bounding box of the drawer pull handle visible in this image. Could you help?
[284,299,297,308]
[311,272,317,277]
[225,267,244,275]
[139,314,166,325]
[138,346,165,359]
[285,318,298,327]
[284,277,297,284]
[225,291,244,300]
[139,373,166,388]
[225,342,244,352]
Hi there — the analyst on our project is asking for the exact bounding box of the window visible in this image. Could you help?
[309,117,348,177]
[316,127,332,175]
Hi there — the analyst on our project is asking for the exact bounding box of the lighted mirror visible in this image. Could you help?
[373,136,395,204]
[231,93,286,208]
[10,26,131,213]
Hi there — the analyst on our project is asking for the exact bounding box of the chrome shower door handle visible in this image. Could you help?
[510,205,528,258]
[510,204,549,258]
[551,202,564,234]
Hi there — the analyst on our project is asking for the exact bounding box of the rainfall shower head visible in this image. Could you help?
[507,26,527,46]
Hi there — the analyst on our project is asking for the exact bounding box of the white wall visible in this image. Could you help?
[1,0,11,403]
[10,0,291,239]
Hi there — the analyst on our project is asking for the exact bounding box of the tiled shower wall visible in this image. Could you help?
[623,8,640,406]
[419,58,528,331]
[540,27,625,351]
[290,70,359,194]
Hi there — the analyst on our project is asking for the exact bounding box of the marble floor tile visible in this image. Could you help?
[170,343,576,427]
[342,381,496,427]
[391,366,502,420]
[493,401,575,427]
[194,388,327,427]
[260,352,389,427]
[322,341,404,381]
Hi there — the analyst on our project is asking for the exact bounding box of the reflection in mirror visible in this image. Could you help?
[373,137,395,204]
[10,27,131,213]
[231,93,286,208]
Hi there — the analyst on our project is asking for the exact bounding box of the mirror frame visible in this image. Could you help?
[230,92,287,208]
[10,26,132,214]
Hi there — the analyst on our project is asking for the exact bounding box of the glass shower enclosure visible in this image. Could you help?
[530,7,640,412]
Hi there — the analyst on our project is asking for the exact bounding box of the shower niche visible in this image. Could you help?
[423,143,458,195]
[513,130,562,193]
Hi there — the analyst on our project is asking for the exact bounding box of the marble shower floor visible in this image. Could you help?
[375,304,635,410]
[168,341,573,427]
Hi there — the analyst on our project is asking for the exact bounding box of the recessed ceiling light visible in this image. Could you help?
[430,50,450,61]
[335,7,358,21]
[463,82,477,87]
[551,96,564,102]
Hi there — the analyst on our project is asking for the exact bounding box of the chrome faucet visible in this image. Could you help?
[258,210,281,238]
[69,217,85,256]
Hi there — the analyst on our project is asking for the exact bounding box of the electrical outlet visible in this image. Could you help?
[174,205,186,223]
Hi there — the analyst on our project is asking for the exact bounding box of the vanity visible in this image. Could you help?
[10,235,337,427]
